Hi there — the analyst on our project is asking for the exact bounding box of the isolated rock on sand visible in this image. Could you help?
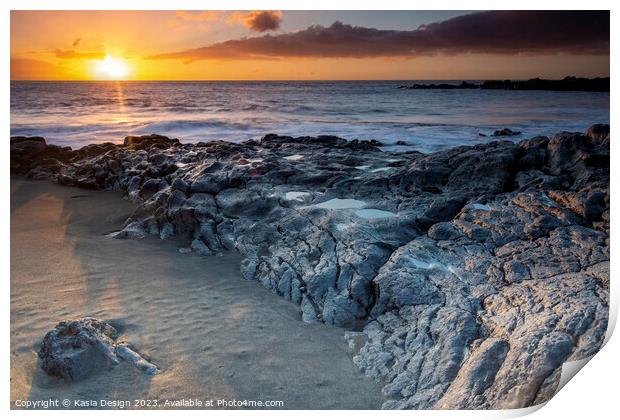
[38,318,157,381]
[16,125,609,409]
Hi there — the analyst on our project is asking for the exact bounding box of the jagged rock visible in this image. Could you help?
[190,175,227,195]
[216,189,276,218]
[171,178,189,194]
[11,136,46,145]
[38,318,119,381]
[38,318,157,381]
[10,136,74,175]
[15,127,609,409]
[492,128,522,137]
[123,134,180,150]
[140,178,166,199]
[11,139,47,153]
[586,123,610,143]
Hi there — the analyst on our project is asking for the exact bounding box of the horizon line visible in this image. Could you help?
[10,76,612,83]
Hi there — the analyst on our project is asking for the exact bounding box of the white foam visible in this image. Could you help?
[284,154,304,161]
[355,165,370,170]
[308,198,366,210]
[355,209,397,219]
[371,167,391,173]
[285,191,311,201]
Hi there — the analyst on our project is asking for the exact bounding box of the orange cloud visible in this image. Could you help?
[11,58,60,80]
[53,49,106,60]
[175,10,223,22]
[169,11,223,32]
[227,10,282,32]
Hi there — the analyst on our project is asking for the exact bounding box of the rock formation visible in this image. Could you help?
[15,124,609,408]
[398,76,610,92]
[38,318,157,381]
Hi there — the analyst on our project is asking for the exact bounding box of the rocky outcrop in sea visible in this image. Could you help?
[398,76,610,92]
[11,125,610,409]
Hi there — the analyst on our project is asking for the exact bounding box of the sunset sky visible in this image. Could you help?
[10,10,610,80]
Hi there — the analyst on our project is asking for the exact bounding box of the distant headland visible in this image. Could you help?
[399,76,610,92]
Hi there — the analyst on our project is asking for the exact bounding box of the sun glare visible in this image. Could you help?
[93,55,131,80]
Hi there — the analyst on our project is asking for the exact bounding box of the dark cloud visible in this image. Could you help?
[242,10,282,32]
[149,11,609,61]
[53,49,106,60]
[72,38,81,47]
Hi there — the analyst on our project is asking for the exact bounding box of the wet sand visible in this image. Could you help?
[10,178,383,409]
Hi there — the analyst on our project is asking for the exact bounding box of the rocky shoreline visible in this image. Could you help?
[10,125,610,409]
[398,76,610,92]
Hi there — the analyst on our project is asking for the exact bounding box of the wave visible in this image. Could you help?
[140,119,253,133]
[10,81,609,152]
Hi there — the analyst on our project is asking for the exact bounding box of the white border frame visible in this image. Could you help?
[3,2,617,419]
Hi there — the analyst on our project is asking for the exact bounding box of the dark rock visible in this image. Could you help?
[16,127,610,409]
[492,128,522,137]
[417,195,467,230]
[399,77,610,92]
[190,175,227,195]
[11,139,47,154]
[171,178,189,194]
[11,136,46,145]
[545,132,591,176]
[517,136,549,171]
[215,189,276,218]
[38,318,120,381]
[38,318,158,382]
[586,124,610,143]
[123,134,180,150]
[141,178,165,199]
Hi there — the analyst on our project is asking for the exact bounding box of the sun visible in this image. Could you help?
[92,55,131,80]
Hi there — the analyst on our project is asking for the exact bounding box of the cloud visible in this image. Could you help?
[175,10,223,22]
[11,58,60,80]
[228,10,282,32]
[72,38,81,47]
[53,49,106,60]
[149,11,609,62]
[169,11,223,32]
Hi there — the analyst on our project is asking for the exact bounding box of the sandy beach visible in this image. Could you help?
[10,177,384,409]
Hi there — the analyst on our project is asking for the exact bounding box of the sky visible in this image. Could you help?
[10,10,610,80]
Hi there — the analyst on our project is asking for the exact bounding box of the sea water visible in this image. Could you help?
[10,80,609,153]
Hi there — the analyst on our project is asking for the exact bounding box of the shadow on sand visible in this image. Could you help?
[11,178,384,410]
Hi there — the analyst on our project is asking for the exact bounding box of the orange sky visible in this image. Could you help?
[10,10,610,81]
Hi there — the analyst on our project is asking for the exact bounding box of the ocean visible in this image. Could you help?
[10,81,609,153]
